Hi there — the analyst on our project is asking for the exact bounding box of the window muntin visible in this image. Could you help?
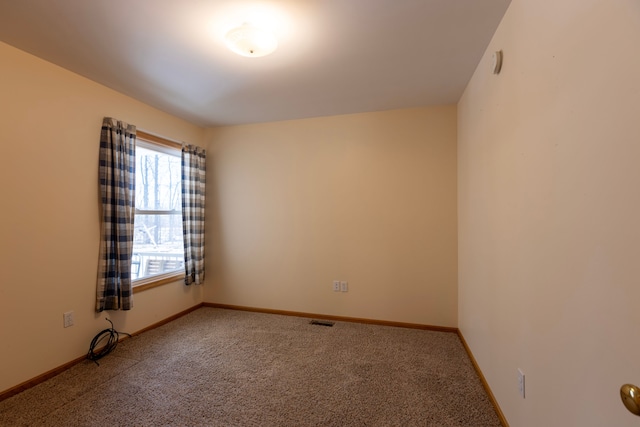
[132,141,184,282]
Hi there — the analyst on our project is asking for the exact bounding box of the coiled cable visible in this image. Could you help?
[87,318,131,365]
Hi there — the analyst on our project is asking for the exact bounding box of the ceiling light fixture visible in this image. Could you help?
[225,23,278,58]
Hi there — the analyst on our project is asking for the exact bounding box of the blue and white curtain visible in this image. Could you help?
[182,144,206,285]
[97,117,136,311]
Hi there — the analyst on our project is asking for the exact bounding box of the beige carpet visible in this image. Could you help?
[0,308,502,426]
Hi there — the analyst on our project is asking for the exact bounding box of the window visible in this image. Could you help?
[132,138,184,283]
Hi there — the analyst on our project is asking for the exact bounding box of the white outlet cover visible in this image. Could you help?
[340,281,348,292]
[63,311,74,328]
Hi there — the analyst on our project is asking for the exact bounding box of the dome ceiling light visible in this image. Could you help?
[225,23,278,58]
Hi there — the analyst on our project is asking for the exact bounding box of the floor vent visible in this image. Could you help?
[309,320,335,327]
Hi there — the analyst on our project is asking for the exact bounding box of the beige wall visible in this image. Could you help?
[458,1,640,425]
[0,42,205,393]
[204,106,458,327]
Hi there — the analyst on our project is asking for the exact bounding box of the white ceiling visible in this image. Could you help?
[0,0,511,127]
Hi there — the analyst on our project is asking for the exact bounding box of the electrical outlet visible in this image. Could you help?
[63,311,75,328]
[517,368,525,398]
[340,281,348,292]
[333,280,341,292]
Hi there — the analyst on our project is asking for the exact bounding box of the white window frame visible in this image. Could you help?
[132,134,185,292]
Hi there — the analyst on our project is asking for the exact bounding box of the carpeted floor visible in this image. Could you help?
[0,308,502,426]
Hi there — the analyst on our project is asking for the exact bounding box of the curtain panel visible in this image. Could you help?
[97,117,136,311]
[182,144,206,285]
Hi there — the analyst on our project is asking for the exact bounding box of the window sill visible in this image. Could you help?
[133,271,184,293]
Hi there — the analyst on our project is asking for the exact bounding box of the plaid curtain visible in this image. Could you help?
[182,144,206,285]
[97,117,136,311]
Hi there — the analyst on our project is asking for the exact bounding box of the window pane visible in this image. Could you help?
[135,146,182,211]
[132,213,184,280]
[132,143,184,282]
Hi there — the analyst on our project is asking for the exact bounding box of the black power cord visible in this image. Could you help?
[87,318,131,365]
